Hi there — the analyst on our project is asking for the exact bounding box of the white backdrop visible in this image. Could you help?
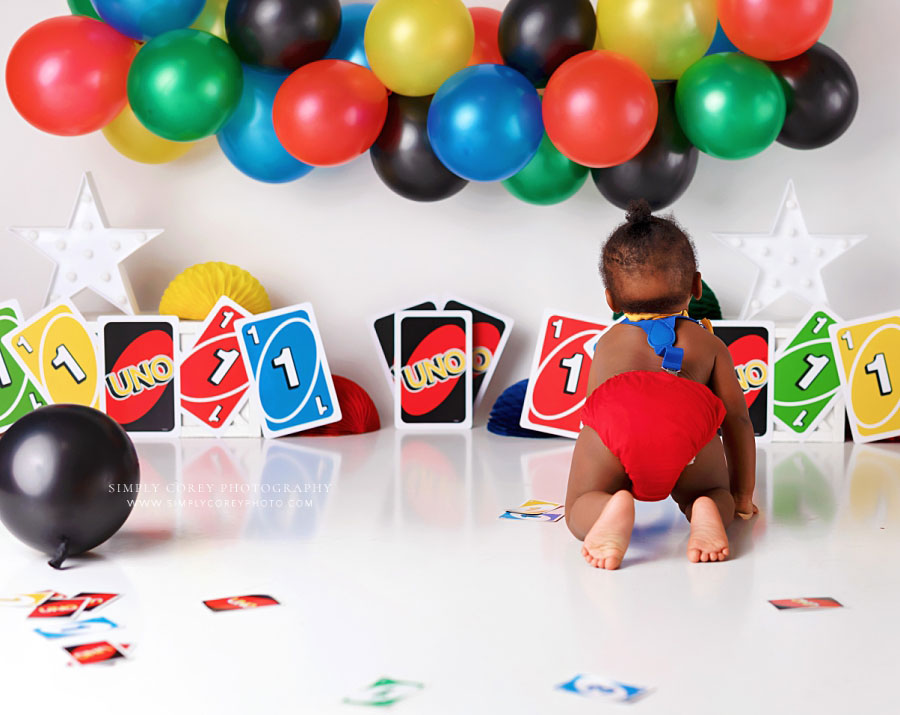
[0,1,893,421]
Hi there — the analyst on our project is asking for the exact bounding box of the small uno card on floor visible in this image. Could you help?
[235,304,341,438]
[769,597,843,610]
[443,298,513,408]
[0,590,54,608]
[73,592,120,613]
[371,299,438,390]
[394,310,472,430]
[180,297,252,433]
[28,597,89,619]
[344,678,424,707]
[507,499,563,515]
[773,308,842,438]
[557,674,649,703]
[521,310,608,439]
[65,641,127,666]
[713,321,776,441]
[35,617,119,640]
[500,510,564,522]
[99,316,179,435]
[1,300,101,409]
[203,595,280,612]
[0,300,48,432]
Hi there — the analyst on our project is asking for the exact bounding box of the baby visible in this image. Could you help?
[566,201,758,569]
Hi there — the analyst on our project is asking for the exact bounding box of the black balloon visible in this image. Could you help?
[592,82,698,211]
[225,0,341,71]
[371,95,468,203]
[0,406,139,568]
[768,43,859,150]
[499,0,596,87]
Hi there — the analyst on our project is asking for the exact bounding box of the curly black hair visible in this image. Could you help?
[600,199,698,314]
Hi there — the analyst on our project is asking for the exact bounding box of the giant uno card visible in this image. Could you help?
[520,310,607,439]
[713,321,775,442]
[394,310,472,430]
[180,297,251,433]
[0,300,48,432]
[100,316,179,436]
[1,300,100,410]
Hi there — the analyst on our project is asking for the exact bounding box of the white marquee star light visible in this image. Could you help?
[9,173,162,315]
[715,181,866,320]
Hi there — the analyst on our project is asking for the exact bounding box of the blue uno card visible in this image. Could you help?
[499,511,564,522]
[34,617,119,640]
[557,674,649,703]
[235,304,342,438]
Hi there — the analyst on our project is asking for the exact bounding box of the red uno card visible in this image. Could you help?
[180,297,251,432]
[28,597,89,619]
[769,597,843,610]
[65,641,127,666]
[521,311,607,439]
[203,595,280,612]
[73,592,120,613]
[99,316,179,435]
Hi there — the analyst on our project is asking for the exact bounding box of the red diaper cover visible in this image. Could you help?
[580,371,726,502]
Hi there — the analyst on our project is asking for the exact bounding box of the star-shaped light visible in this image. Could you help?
[715,181,865,319]
[9,173,162,315]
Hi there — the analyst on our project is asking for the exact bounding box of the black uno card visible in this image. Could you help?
[372,300,437,387]
[394,311,472,429]
[100,317,179,435]
[444,299,513,408]
[713,322,775,440]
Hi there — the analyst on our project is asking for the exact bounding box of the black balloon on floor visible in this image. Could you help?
[371,94,468,203]
[499,0,596,87]
[592,82,698,211]
[768,43,859,151]
[225,0,342,71]
[0,405,140,569]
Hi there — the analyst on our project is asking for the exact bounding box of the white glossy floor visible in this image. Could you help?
[1,430,897,714]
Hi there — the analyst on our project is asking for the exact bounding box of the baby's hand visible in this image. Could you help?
[733,496,759,520]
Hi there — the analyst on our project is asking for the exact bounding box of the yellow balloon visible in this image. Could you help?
[364,0,474,97]
[102,103,194,164]
[190,0,228,42]
[596,0,717,80]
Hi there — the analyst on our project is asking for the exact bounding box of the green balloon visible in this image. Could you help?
[675,53,786,160]
[68,0,102,21]
[503,134,588,206]
[128,29,243,142]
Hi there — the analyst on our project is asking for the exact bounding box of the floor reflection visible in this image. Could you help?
[845,444,900,527]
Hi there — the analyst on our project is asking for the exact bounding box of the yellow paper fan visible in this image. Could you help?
[159,262,271,320]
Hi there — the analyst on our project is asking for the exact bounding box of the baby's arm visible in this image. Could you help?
[709,340,758,518]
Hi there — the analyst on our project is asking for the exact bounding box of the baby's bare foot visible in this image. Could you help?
[687,496,730,563]
[582,490,634,570]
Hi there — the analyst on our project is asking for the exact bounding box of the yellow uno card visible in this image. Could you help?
[508,499,564,515]
[830,313,900,443]
[2,301,101,409]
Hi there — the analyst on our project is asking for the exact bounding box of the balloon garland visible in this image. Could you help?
[6,0,855,210]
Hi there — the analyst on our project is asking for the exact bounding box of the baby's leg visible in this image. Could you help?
[566,427,633,570]
[671,435,734,563]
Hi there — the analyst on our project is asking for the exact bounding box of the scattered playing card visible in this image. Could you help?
[344,678,424,707]
[769,597,843,610]
[0,591,54,608]
[73,592,120,613]
[203,595,281,612]
[507,499,563,515]
[64,641,127,666]
[499,510,564,522]
[557,674,649,703]
[35,617,119,640]
[27,597,89,619]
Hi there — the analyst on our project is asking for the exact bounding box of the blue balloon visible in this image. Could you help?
[427,65,543,183]
[94,0,205,41]
[217,67,313,184]
[706,22,739,55]
[325,3,373,69]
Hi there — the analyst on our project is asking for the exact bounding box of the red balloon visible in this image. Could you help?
[6,16,136,136]
[718,0,833,61]
[543,51,657,169]
[273,60,389,167]
[468,7,503,66]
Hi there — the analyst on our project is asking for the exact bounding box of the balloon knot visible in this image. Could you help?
[48,537,70,570]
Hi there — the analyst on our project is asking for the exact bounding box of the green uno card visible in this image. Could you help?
[774,308,842,436]
[343,678,424,707]
[0,300,48,432]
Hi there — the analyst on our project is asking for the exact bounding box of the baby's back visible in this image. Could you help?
[590,320,719,392]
